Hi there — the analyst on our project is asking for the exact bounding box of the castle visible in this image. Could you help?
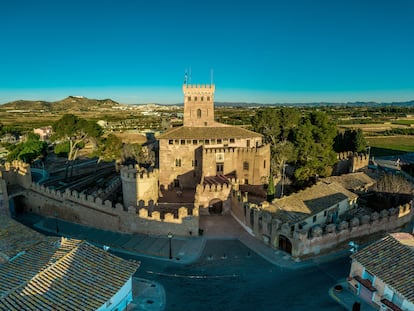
[0,82,270,237]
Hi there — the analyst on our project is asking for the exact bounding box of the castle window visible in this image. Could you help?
[216,163,224,175]
[188,96,191,101]
[192,160,198,167]
[247,140,251,147]
[197,109,202,118]
[169,140,173,145]
[264,160,266,168]
[211,139,216,144]
[180,139,185,145]
[207,96,210,101]
[243,161,249,170]
[194,96,197,101]
[201,96,204,101]
[174,139,179,144]
[217,139,222,144]
[230,138,235,143]
[313,215,317,223]
[205,140,210,145]
[204,122,207,126]
[175,159,182,167]
[193,139,198,144]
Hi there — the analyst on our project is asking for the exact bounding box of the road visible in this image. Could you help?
[114,240,349,311]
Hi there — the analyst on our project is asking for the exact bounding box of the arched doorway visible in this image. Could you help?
[208,199,223,215]
[278,235,292,255]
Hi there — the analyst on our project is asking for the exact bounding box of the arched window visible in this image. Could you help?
[197,109,202,118]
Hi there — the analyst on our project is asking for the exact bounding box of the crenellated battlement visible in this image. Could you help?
[0,160,32,188]
[120,165,159,181]
[183,84,215,92]
[237,198,413,258]
[203,146,266,155]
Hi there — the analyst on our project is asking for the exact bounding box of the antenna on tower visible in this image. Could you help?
[184,69,188,86]
[210,68,214,85]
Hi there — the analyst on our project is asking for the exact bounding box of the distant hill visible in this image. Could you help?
[0,96,123,112]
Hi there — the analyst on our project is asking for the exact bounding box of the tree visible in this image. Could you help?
[334,129,367,153]
[52,114,103,161]
[267,175,275,202]
[292,112,337,183]
[6,133,47,163]
[251,107,299,175]
[93,134,123,163]
[121,143,155,168]
[373,173,413,207]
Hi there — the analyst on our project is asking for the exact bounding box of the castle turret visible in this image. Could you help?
[183,84,215,127]
[120,165,159,207]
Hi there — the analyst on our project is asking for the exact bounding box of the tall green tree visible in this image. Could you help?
[52,114,103,161]
[93,134,123,162]
[292,112,337,183]
[6,133,47,163]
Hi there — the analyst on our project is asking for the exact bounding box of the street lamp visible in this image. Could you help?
[167,232,173,260]
[54,211,59,234]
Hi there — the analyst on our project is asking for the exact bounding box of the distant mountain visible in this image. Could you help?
[0,96,123,112]
[214,100,414,108]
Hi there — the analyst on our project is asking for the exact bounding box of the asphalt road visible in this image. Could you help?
[114,240,349,311]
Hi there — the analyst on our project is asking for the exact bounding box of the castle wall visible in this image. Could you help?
[0,161,32,188]
[202,145,270,185]
[232,195,414,259]
[195,181,233,215]
[20,184,199,236]
[120,165,159,207]
[335,152,369,175]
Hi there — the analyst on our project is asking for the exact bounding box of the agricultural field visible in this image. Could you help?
[366,135,414,157]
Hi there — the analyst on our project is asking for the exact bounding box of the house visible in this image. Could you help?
[270,181,359,231]
[348,233,414,311]
[0,217,140,311]
[33,126,53,141]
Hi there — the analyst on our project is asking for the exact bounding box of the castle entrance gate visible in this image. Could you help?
[208,199,223,215]
[278,235,292,255]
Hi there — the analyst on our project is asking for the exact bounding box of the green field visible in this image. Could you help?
[391,120,414,126]
[366,135,414,157]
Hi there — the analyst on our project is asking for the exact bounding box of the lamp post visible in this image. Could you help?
[54,211,59,234]
[167,232,173,260]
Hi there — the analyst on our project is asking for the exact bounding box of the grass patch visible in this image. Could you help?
[392,120,414,126]
[366,135,414,157]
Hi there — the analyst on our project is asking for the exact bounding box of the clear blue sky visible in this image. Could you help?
[1,0,413,104]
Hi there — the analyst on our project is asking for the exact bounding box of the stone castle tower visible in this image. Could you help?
[183,84,215,127]
[120,165,159,208]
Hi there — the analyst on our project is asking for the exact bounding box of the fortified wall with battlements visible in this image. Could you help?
[232,192,413,259]
[1,161,198,236]
[335,152,369,175]
[120,165,159,207]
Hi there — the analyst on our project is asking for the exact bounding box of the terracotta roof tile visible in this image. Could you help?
[0,219,140,310]
[158,125,262,140]
[351,234,414,302]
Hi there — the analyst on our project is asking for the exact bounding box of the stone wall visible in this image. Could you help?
[202,145,270,185]
[120,165,159,207]
[0,161,32,188]
[23,183,198,236]
[0,161,198,236]
[232,196,414,258]
[335,152,369,175]
[195,179,234,215]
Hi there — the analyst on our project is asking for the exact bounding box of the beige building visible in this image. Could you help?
[158,83,270,191]
[348,233,414,311]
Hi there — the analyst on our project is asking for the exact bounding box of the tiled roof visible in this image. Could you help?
[158,125,262,139]
[322,172,376,191]
[0,217,46,263]
[267,181,358,223]
[351,234,414,302]
[0,219,140,310]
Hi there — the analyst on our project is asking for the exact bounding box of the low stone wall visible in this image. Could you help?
[232,196,414,258]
